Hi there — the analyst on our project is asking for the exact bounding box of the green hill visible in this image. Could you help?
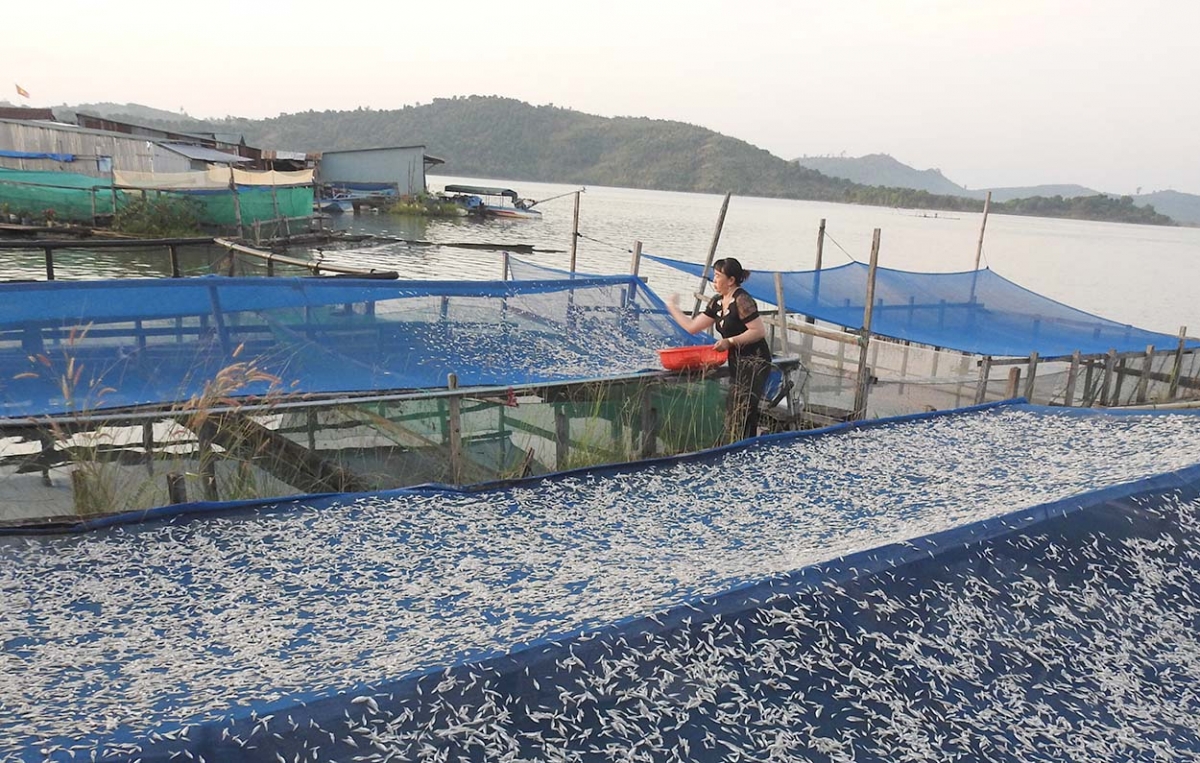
[44,95,1179,226]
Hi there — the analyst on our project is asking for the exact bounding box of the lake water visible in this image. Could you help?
[5,175,1198,335]
[327,175,1200,336]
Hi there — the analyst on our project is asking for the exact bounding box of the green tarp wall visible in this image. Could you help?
[0,168,312,227]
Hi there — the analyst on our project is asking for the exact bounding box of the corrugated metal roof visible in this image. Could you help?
[158,142,251,164]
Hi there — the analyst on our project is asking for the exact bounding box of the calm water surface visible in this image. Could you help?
[4,175,1198,335]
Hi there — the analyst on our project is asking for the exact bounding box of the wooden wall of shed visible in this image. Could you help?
[0,120,189,177]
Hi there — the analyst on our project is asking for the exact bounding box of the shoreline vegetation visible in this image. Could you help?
[50,96,1182,227]
[386,193,465,218]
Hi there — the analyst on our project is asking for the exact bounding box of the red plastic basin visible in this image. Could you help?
[658,346,728,371]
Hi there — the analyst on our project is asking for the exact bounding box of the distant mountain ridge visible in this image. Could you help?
[793,153,1200,224]
[0,97,1188,225]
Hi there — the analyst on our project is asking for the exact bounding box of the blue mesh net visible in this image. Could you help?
[0,274,702,419]
[646,254,1196,357]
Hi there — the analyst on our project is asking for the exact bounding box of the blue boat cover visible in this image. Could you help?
[5,402,1200,761]
[0,274,702,419]
[645,253,1196,357]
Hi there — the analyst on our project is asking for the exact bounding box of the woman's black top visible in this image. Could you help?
[704,288,772,366]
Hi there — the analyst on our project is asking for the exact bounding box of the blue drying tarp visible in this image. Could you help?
[0,274,703,419]
[0,149,75,162]
[6,402,1200,761]
[645,253,1197,357]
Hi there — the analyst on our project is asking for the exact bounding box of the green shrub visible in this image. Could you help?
[114,194,203,236]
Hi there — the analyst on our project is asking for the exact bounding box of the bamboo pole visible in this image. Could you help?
[569,191,580,273]
[851,228,881,420]
[692,192,732,317]
[969,191,992,306]
[1064,350,1081,406]
[501,250,510,281]
[974,191,991,270]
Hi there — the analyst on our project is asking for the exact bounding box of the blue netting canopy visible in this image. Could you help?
[0,275,702,419]
[646,254,1195,357]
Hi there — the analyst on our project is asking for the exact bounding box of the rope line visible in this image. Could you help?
[822,232,861,264]
[575,233,633,253]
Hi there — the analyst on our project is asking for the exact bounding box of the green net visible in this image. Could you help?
[0,169,313,226]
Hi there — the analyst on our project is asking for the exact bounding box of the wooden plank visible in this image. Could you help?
[213,237,399,278]
[190,411,371,494]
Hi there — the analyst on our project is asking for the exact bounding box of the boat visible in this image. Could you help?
[315,192,354,215]
[441,184,542,220]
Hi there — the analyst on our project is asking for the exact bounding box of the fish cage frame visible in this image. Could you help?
[0,360,804,528]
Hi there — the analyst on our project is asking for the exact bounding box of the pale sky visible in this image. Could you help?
[5,0,1198,195]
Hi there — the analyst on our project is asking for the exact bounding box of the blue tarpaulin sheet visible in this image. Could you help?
[0,149,75,162]
[645,253,1197,357]
[5,402,1200,761]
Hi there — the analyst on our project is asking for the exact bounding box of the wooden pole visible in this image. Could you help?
[1005,367,1022,399]
[974,191,991,271]
[501,250,510,281]
[814,218,826,271]
[639,389,658,458]
[628,240,643,309]
[168,244,181,278]
[1064,350,1081,407]
[774,272,790,356]
[1112,357,1129,405]
[166,472,188,505]
[228,164,244,239]
[851,228,881,420]
[43,246,54,281]
[692,192,732,317]
[1022,351,1039,402]
[447,373,462,484]
[1169,326,1188,399]
[1136,344,1154,403]
[974,356,993,405]
[569,191,580,274]
[555,406,569,470]
[1100,349,1118,406]
[807,218,826,329]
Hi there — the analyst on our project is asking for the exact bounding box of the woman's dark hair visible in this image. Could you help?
[713,257,751,284]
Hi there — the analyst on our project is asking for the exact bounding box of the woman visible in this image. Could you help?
[667,257,773,444]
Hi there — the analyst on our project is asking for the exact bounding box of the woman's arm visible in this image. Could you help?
[667,294,716,335]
